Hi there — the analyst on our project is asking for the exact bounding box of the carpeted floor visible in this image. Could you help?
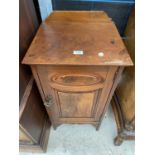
[20,105,135,155]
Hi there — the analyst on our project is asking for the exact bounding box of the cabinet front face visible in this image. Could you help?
[34,66,117,125]
[58,91,96,118]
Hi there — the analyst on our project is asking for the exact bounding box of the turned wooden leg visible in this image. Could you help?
[114,135,124,146]
[125,123,134,131]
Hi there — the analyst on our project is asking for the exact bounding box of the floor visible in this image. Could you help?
[20,105,135,155]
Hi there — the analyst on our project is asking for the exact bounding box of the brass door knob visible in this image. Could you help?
[44,95,54,107]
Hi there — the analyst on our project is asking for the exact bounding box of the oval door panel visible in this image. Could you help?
[51,73,104,86]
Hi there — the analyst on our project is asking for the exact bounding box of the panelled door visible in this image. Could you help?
[34,65,117,124]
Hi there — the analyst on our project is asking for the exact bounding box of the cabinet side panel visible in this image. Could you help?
[95,66,118,121]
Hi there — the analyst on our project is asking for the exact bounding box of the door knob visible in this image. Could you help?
[44,95,54,107]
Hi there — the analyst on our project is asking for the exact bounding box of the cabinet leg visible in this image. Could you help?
[114,135,124,146]
[52,123,58,130]
[125,123,134,131]
[95,123,100,131]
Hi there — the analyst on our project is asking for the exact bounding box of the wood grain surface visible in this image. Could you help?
[22,11,133,66]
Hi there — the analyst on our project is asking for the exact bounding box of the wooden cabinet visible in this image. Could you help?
[22,11,133,130]
[112,8,135,145]
[19,0,51,152]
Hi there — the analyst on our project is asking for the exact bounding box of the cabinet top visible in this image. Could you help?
[22,11,133,66]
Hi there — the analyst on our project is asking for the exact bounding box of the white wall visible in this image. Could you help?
[38,0,53,21]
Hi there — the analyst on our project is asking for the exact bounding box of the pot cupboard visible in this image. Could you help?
[22,11,133,130]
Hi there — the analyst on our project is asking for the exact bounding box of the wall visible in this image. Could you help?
[52,0,135,36]
[38,0,53,21]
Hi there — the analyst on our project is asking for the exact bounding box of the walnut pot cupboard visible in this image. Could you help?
[22,11,133,130]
